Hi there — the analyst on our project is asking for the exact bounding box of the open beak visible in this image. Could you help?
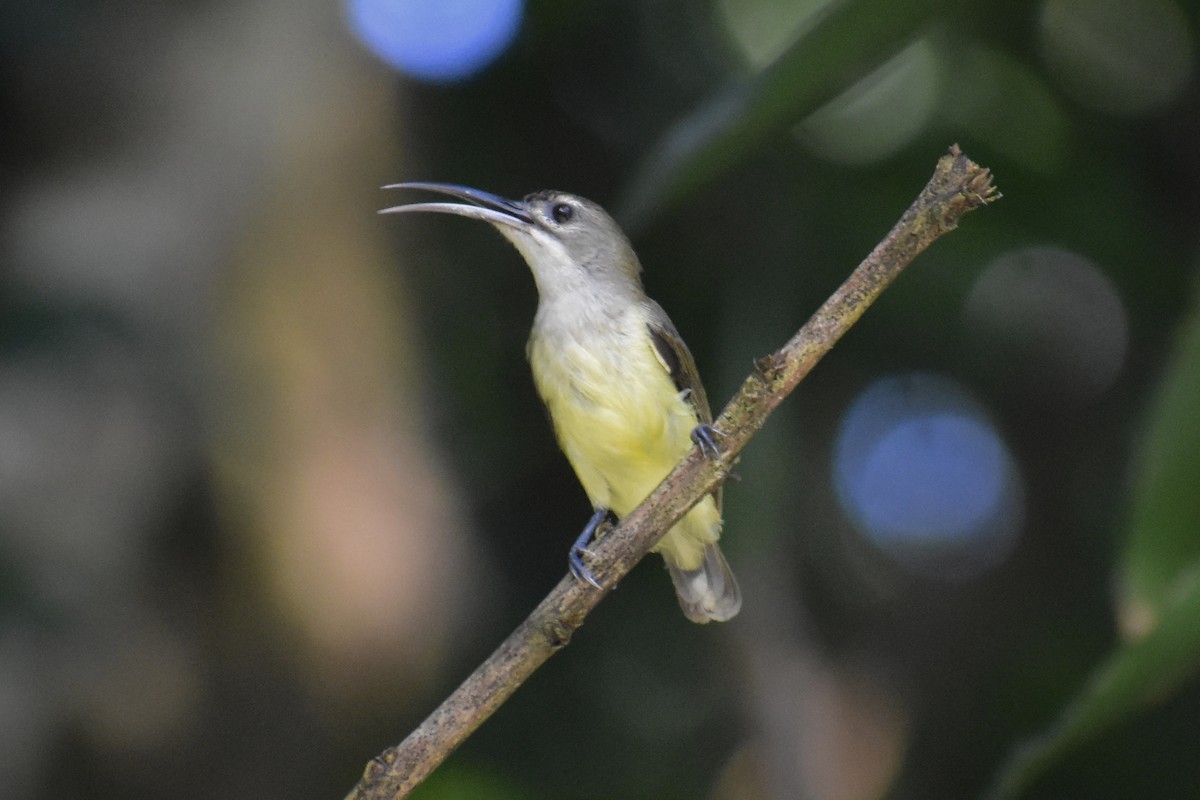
[380,182,533,229]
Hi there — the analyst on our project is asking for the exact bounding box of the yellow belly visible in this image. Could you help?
[528,319,720,571]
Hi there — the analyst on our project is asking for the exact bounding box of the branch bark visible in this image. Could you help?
[345,145,999,800]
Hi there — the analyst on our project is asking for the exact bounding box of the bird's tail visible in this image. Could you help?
[664,543,741,623]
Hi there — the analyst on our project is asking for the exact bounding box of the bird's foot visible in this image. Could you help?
[569,507,609,589]
[691,423,724,458]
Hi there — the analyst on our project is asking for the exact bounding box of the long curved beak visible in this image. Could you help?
[380,182,533,229]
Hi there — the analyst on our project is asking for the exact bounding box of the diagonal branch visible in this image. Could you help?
[345,145,999,800]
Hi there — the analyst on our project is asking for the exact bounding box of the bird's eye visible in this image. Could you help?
[551,202,575,224]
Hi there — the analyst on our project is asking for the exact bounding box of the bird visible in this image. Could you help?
[381,183,740,623]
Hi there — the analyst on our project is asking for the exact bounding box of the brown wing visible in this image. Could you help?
[646,306,722,512]
[647,321,712,425]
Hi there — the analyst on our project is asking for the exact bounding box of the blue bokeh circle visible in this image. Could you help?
[347,0,524,83]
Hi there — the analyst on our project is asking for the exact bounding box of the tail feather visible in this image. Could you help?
[664,543,741,623]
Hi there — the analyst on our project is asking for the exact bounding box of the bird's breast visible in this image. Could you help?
[527,305,697,474]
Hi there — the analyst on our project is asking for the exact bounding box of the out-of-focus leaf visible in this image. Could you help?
[984,289,1200,798]
[1117,291,1200,638]
[938,44,1070,175]
[984,569,1200,799]
[411,764,528,800]
[615,0,961,227]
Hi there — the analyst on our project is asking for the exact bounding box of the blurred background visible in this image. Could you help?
[2,0,1199,798]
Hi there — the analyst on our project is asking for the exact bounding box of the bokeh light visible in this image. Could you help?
[798,38,940,165]
[834,374,1023,580]
[1039,0,1194,115]
[716,0,938,165]
[717,0,837,70]
[965,245,1129,406]
[346,0,524,83]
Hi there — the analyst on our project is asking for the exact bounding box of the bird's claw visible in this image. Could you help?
[570,547,604,589]
[691,423,723,458]
[569,508,608,590]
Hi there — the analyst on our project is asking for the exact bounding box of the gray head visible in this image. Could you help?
[381,183,644,301]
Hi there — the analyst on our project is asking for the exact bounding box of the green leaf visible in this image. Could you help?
[410,764,528,800]
[985,291,1200,798]
[1117,290,1200,638]
[616,0,962,226]
[985,570,1200,799]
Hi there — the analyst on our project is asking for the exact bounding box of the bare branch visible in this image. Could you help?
[345,145,999,800]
